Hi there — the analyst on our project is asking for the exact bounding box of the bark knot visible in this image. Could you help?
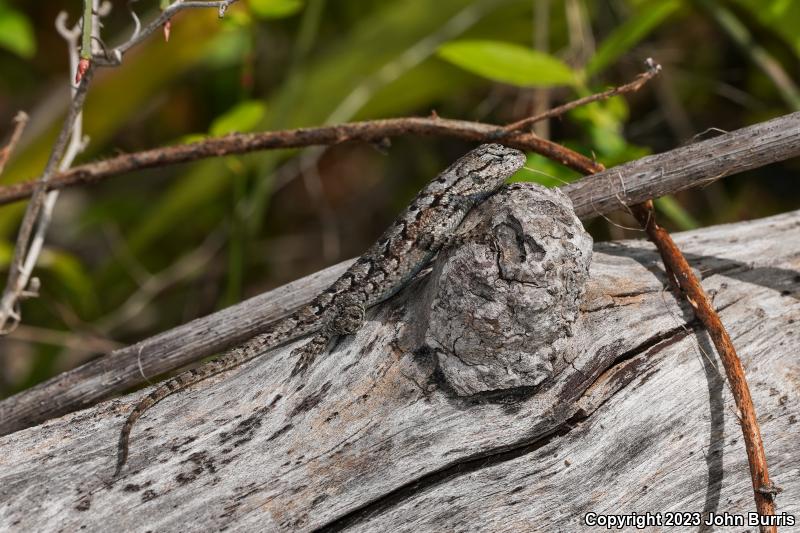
[420,183,593,396]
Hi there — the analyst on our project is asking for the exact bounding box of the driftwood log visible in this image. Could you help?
[0,185,798,531]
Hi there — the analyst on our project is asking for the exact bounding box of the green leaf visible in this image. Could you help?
[206,26,253,67]
[0,6,36,58]
[248,0,304,19]
[437,39,577,88]
[586,0,681,76]
[210,100,267,136]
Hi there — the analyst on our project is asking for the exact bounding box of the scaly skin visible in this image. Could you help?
[114,143,525,477]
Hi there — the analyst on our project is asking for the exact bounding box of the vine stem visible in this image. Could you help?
[76,0,93,82]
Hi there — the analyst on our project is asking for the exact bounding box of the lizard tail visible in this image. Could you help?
[113,350,253,478]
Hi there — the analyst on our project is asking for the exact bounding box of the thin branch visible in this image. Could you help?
[0,0,239,334]
[548,84,780,528]
[1,109,798,213]
[0,116,604,206]
[0,65,686,208]
[100,0,239,61]
[0,68,93,334]
[0,4,99,334]
[0,112,29,177]
[630,201,778,531]
[501,59,662,134]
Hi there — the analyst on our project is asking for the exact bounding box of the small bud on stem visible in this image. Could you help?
[76,58,91,84]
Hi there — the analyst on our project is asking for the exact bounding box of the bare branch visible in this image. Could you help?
[0,112,29,178]
[0,0,240,333]
[100,0,239,62]
[2,110,798,211]
[0,116,604,206]
[561,111,800,219]
[501,59,663,134]
[0,69,92,334]
[631,201,778,530]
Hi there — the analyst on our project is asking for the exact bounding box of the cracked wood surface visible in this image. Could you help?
[1,208,798,532]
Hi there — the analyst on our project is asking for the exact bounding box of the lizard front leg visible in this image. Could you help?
[290,293,366,376]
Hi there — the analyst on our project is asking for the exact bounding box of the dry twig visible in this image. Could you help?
[0,0,238,333]
[0,112,29,177]
[501,59,662,134]
[630,201,778,531]
[0,117,601,207]
[544,67,779,528]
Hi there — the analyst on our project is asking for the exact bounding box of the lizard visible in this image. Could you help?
[114,143,525,478]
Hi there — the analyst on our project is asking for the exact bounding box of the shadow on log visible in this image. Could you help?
[0,186,798,531]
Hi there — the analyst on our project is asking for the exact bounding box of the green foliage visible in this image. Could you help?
[134,0,518,252]
[437,39,577,87]
[654,197,699,231]
[0,3,35,58]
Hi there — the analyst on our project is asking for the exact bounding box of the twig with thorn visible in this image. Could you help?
[501,59,662,134]
[0,0,239,334]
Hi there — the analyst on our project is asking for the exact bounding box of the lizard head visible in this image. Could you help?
[438,143,526,204]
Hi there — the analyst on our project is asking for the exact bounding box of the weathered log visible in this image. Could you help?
[0,186,797,531]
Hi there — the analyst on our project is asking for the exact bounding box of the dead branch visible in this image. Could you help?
[562,132,780,529]
[631,201,778,530]
[0,1,239,333]
[0,112,29,177]
[0,117,602,206]
[1,201,797,532]
[1,111,798,210]
[501,60,662,134]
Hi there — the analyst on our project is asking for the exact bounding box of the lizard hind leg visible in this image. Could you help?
[290,295,366,377]
[329,297,366,335]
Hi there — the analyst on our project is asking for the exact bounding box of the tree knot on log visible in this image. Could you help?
[418,183,593,396]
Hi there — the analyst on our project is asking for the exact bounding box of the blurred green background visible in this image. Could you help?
[0,0,797,396]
